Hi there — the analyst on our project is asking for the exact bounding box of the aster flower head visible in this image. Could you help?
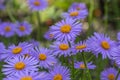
[86,32,116,59]
[44,30,54,41]
[50,41,72,57]
[62,8,88,20]
[15,21,32,37]
[111,46,120,67]
[30,47,57,69]
[4,71,44,80]
[50,18,82,42]
[0,0,5,10]
[0,42,7,60]
[69,3,88,11]
[1,42,32,60]
[74,61,96,69]
[101,68,120,80]
[2,56,39,76]
[0,22,15,37]
[48,65,70,80]
[28,39,40,48]
[72,41,90,54]
[28,0,48,11]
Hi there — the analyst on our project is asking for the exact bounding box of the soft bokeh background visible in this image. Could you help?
[0,0,120,79]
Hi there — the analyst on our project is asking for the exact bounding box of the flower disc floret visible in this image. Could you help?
[12,47,22,54]
[59,44,69,50]
[101,41,110,50]
[39,54,47,61]
[14,62,25,70]
[70,11,79,16]
[21,76,32,80]
[60,25,71,33]
[5,26,11,32]
[53,74,63,80]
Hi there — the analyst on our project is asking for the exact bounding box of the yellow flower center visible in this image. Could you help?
[76,45,86,50]
[12,47,22,54]
[53,74,63,80]
[14,62,25,70]
[5,26,11,32]
[59,44,69,50]
[108,74,115,80]
[101,41,110,50]
[80,64,86,69]
[39,54,47,61]
[21,76,32,80]
[19,26,25,31]
[60,24,71,33]
[70,11,79,16]
[34,1,40,6]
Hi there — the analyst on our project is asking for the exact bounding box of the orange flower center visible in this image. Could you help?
[19,26,25,31]
[39,54,47,61]
[60,24,71,33]
[107,74,115,80]
[34,1,40,6]
[59,44,69,50]
[14,62,25,70]
[80,64,86,69]
[5,26,11,32]
[70,11,79,16]
[12,47,22,54]
[53,74,63,80]
[76,45,86,50]
[101,41,110,50]
[20,76,32,80]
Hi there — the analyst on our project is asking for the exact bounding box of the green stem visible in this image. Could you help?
[104,1,108,32]
[81,52,92,80]
[115,69,120,80]
[71,56,75,80]
[36,12,41,41]
[88,0,94,25]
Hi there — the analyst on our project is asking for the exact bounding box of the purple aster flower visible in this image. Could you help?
[86,32,116,59]
[1,42,32,60]
[44,30,54,41]
[50,18,82,42]
[111,46,120,67]
[71,41,90,54]
[27,0,48,11]
[0,42,7,61]
[2,56,39,76]
[30,47,57,69]
[74,61,96,69]
[100,68,120,80]
[47,65,70,80]
[4,71,45,80]
[0,22,15,37]
[15,21,32,37]
[62,8,88,20]
[28,39,40,48]
[0,0,5,10]
[50,41,72,57]
[69,2,88,11]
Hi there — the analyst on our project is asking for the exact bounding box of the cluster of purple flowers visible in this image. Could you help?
[1,1,120,80]
[0,21,32,37]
